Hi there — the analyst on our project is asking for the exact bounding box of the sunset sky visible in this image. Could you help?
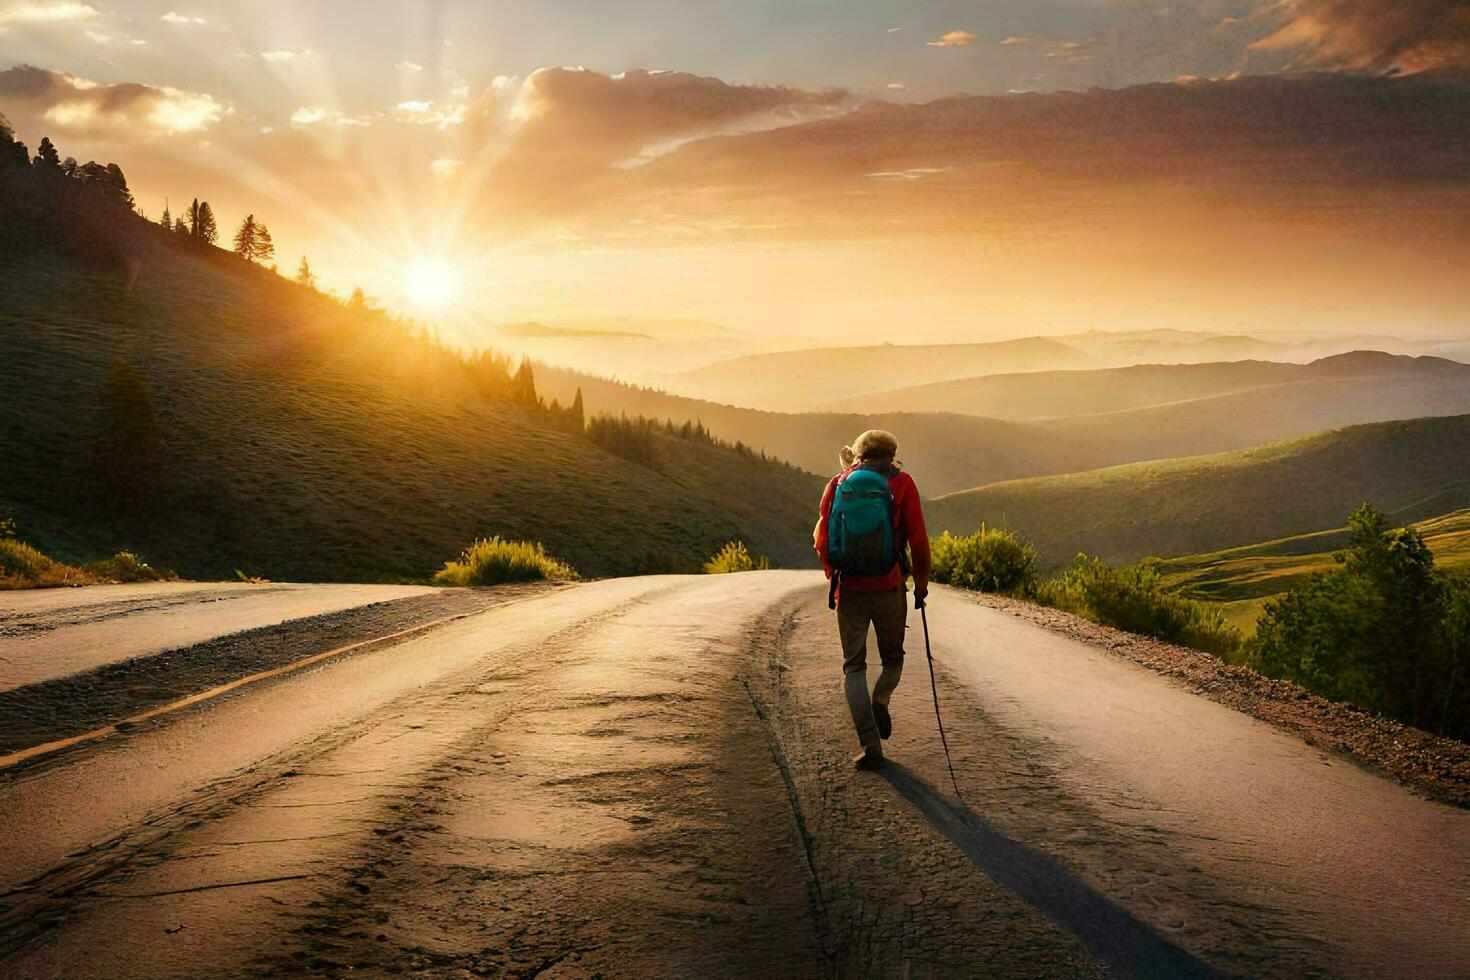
[2,0,1469,346]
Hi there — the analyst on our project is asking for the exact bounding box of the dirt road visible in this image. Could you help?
[0,575,1465,977]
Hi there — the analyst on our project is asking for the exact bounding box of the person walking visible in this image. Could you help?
[814,429,930,770]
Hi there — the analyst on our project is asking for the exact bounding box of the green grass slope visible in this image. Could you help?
[926,415,1470,568]
[1160,508,1470,603]
[0,247,825,581]
[536,366,1120,496]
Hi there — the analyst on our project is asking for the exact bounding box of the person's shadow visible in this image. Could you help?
[879,761,1226,980]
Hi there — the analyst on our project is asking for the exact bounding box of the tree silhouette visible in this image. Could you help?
[32,137,61,174]
[513,360,538,406]
[196,201,217,244]
[254,221,274,263]
[233,213,258,258]
[188,198,200,238]
[295,256,316,288]
[570,387,585,431]
[158,201,171,230]
[174,217,190,237]
[104,163,133,210]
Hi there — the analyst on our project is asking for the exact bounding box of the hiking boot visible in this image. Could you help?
[873,702,892,740]
[852,745,884,770]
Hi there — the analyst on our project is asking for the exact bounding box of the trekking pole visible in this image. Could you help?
[918,599,964,805]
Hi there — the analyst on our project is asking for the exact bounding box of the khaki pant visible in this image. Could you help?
[837,586,907,751]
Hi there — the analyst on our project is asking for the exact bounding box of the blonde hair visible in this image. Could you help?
[839,429,899,468]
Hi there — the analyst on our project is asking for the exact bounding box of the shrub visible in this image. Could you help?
[0,538,96,589]
[83,551,176,583]
[1039,554,1242,657]
[703,540,769,574]
[1250,503,1469,739]
[930,525,1038,596]
[434,536,578,586]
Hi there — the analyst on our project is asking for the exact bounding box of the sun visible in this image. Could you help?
[403,257,456,311]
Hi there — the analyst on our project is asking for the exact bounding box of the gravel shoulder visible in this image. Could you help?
[962,590,1470,808]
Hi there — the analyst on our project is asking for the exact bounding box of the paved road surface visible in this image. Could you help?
[0,582,436,691]
[0,574,1465,977]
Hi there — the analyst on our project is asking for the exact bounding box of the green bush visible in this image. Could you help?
[1040,554,1242,657]
[434,536,578,586]
[1250,504,1469,739]
[930,525,1038,595]
[703,540,769,574]
[83,551,176,583]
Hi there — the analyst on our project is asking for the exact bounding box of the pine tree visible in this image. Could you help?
[104,163,134,210]
[196,201,218,245]
[174,217,190,237]
[233,213,257,259]
[188,198,201,239]
[570,388,585,431]
[32,136,61,173]
[295,256,316,288]
[158,201,171,230]
[513,360,538,406]
[254,222,274,263]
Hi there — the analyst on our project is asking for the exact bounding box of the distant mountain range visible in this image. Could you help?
[541,352,1470,496]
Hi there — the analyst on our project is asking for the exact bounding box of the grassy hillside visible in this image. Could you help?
[926,416,1470,568]
[825,352,1470,419]
[1158,508,1470,633]
[0,246,826,581]
[536,366,1120,496]
[1161,509,1470,601]
[663,337,1092,411]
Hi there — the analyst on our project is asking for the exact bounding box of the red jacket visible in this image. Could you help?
[815,464,931,592]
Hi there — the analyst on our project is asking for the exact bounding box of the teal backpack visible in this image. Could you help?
[827,467,898,577]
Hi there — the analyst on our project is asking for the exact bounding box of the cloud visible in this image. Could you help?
[999,35,1033,46]
[886,82,907,91]
[261,49,313,62]
[1046,39,1098,60]
[392,100,466,129]
[887,26,904,33]
[429,157,462,177]
[395,61,423,72]
[1249,0,1470,73]
[159,11,205,25]
[0,1,96,26]
[290,106,372,128]
[0,64,225,135]
[490,67,848,204]
[927,29,976,47]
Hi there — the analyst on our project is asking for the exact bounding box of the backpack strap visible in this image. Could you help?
[828,571,840,610]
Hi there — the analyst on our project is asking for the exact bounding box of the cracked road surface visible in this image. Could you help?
[1,574,1466,977]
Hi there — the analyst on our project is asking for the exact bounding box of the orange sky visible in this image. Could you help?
[3,0,1469,344]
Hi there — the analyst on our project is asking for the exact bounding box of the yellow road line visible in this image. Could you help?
[0,612,471,770]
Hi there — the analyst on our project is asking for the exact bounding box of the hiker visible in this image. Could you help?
[815,429,930,770]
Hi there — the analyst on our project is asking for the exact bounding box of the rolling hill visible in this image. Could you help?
[925,416,1470,568]
[662,337,1093,411]
[535,366,1122,496]
[0,239,826,581]
[540,354,1470,497]
[825,352,1470,419]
